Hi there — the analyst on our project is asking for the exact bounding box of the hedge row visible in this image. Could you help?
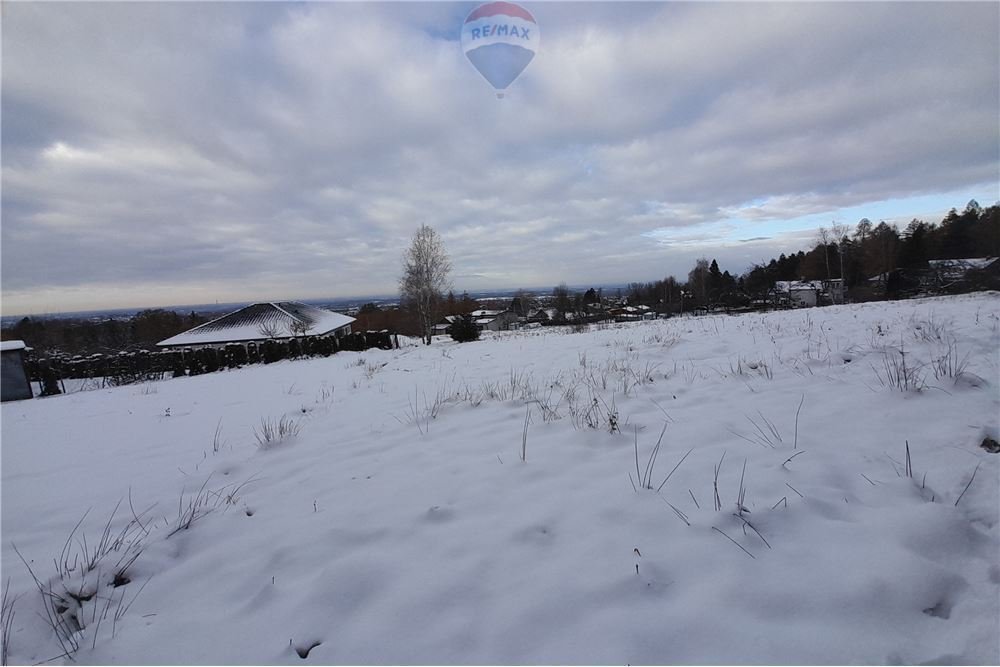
[27,331,398,395]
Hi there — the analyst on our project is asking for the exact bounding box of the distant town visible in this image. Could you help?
[1,200,996,400]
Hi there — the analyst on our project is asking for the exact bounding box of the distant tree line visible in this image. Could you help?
[2,309,210,357]
[741,200,998,298]
[621,200,999,309]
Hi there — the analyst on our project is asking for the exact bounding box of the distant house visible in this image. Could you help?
[527,308,551,323]
[928,257,1000,289]
[774,281,821,307]
[1,340,33,402]
[432,315,462,336]
[609,306,639,321]
[864,259,999,297]
[865,270,924,298]
[508,296,536,319]
[470,309,519,332]
[157,302,355,349]
[866,272,891,288]
[821,279,845,304]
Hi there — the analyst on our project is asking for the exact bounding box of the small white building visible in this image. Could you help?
[470,310,519,332]
[1,340,33,402]
[774,281,821,307]
[822,279,845,303]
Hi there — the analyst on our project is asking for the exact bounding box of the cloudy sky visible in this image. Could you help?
[2,2,998,315]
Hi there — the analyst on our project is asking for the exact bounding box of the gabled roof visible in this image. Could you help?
[775,280,822,292]
[928,257,998,280]
[157,302,355,347]
[432,315,461,330]
[928,257,997,270]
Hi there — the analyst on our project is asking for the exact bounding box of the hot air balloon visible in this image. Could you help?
[461,1,539,98]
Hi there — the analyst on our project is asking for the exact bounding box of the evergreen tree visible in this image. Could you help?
[708,259,723,301]
[447,315,480,343]
[899,219,932,268]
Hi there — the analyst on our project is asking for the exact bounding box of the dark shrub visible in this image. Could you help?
[261,340,279,364]
[225,344,248,368]
[448,316,480,343]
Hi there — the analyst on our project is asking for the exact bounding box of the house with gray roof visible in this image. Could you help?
[470,309,519,332]
[157,302,355,349]
[928,257,999,287]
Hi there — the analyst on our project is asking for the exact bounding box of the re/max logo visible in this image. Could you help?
[469,24,531,40]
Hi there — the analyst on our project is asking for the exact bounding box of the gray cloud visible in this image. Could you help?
[2,1,997,314]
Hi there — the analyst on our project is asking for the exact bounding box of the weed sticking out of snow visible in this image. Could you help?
[252,415,301,449]
[211,419,226,454]
[1,579,18,666]
[872,340,927,392]
[11,499,152,659]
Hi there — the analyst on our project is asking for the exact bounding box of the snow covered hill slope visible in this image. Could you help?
[2,293,998,665]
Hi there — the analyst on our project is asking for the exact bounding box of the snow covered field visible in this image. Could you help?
[2,294,998,665]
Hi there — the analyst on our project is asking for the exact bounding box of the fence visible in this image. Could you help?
[25,331,398,396]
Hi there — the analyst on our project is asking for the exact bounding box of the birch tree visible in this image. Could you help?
[400,225,452,345]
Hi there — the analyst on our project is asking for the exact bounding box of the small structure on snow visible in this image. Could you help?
[470,309,519,332]
[774,281,821,307]
[928,257,999,289]
[1,340,33,402]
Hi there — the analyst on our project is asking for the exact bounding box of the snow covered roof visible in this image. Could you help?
[157,302,355,347]
[774,280,822,292]
[928,258,998,280]
[432,316,460,330]
[1,340,26,352]
[928,257,997,271]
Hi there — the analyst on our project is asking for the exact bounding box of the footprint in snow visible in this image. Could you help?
[293,640,322,659]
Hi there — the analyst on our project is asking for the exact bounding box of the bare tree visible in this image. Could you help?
[510,289,535,318]
[400,225,452,345]
[818,226,833,280]
[552,283,571,319]
[258,320,282,339]
[288,320,314,338]
[830,222,850,303]
[687,258,710,305]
